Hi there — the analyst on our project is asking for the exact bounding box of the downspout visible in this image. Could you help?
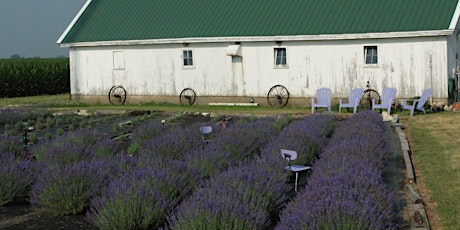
[429,54,433,105]
[457,32,460,102]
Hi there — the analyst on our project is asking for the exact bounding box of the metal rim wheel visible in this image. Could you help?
[267,85,290,108]
[361,89,380,109]
[108,85,127,105]
[179,88,196,105]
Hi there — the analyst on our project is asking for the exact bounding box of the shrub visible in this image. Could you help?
[87,156,198,229]
[30,129,119,164]
[166,164,289,229]
[259,114,336,167]
[128,120,170,156]
[276,111,398,229]
[166,115,337,229]
[0,135,23,157]
[30,159,117,216]
[140,124,203,159]
[184,118,278,180]
[0,153,36,206]
[0,107,51,126]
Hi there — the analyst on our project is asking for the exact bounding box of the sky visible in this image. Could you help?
[0,0,87,59]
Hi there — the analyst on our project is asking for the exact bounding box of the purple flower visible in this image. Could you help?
[277,111,398,229]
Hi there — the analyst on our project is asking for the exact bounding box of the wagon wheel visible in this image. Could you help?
[108,85,127,105]
[267,85,290,108]
[179,88,196,105]
[360,89,380,109]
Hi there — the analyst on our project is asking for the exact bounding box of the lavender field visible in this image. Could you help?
[0,108,402,229]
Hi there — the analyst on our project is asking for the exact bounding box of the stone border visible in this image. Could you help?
[390,114,431,230]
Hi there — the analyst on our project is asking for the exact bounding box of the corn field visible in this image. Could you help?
[0,58,70,98]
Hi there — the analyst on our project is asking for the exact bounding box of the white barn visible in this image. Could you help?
[57,0,460,107]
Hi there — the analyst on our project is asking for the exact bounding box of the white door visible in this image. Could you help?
[232,56,245,96]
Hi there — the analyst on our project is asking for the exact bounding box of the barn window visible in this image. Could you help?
[364,46,378,65]
[274,48,287,67]
[183,50,193,66]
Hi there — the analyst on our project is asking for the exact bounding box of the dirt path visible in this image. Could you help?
[0,209,45,228]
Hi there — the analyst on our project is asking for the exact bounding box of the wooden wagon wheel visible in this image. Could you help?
[179,88,196,105]
[108,85,127,105]
[267,85,289,108]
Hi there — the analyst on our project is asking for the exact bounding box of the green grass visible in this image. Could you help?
[0,94,80,108]
[401,112,460,230]
[0,93,314,116]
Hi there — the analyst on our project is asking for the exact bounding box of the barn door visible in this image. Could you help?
[112,51,126,87]
[232,56,245,95]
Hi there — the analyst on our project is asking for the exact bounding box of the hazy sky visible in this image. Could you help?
[0,0,87,59]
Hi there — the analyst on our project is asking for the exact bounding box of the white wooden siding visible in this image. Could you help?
[69,36,451,101]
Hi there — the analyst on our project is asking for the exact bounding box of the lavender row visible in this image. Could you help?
[87,155,199,229]
[165,114,337,229]
[87,117,283,229]
[29,158,120,215]
[277,111,398,229]
[0,107,51,126]
[184,117,282,179]
[0,152,36,205]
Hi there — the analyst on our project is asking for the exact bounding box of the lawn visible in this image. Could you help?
[400,112,460,230]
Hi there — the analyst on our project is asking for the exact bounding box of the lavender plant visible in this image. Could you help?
[30,129,121,164]
[87,157,198,229]
[260,114,336,167]
[0,135,22,157]
[30,158,118,216]
[166,164,289,229]
[276,111,398,229]
[128,120,169,155]
[0,153,36,206]
[140,124,203,159]
[217,118,276,161]
[91,138,121,158]
[166,115,336,229]
[184,118,278,179]
[31,141,90,164]
[0,107,50,126]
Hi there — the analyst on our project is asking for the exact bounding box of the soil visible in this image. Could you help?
[0,203,97,230]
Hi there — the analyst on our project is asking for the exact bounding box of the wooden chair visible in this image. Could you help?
[372,88,397,114]
[311,87,332,114]
[402,88,431,116]
[339,88,364,114]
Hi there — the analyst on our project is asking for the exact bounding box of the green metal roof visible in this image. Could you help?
[59,0,459,44]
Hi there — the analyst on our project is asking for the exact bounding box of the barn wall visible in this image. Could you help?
[69,36,450,105]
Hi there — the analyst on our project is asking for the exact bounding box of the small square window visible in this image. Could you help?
[183,50,193,66]
[274,48,287,67]
[364,46,378,65]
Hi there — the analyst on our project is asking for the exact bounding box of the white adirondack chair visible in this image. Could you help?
[339,88,364,114]
[402,88,432,116]
[311,87,332,114]
[372,88,397,114]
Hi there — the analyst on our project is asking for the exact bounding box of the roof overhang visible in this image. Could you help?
[58,29,455,48]
[449,0,460,29]
[56,0,92,45]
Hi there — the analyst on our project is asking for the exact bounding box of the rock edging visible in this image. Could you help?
[391,114,431,230]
